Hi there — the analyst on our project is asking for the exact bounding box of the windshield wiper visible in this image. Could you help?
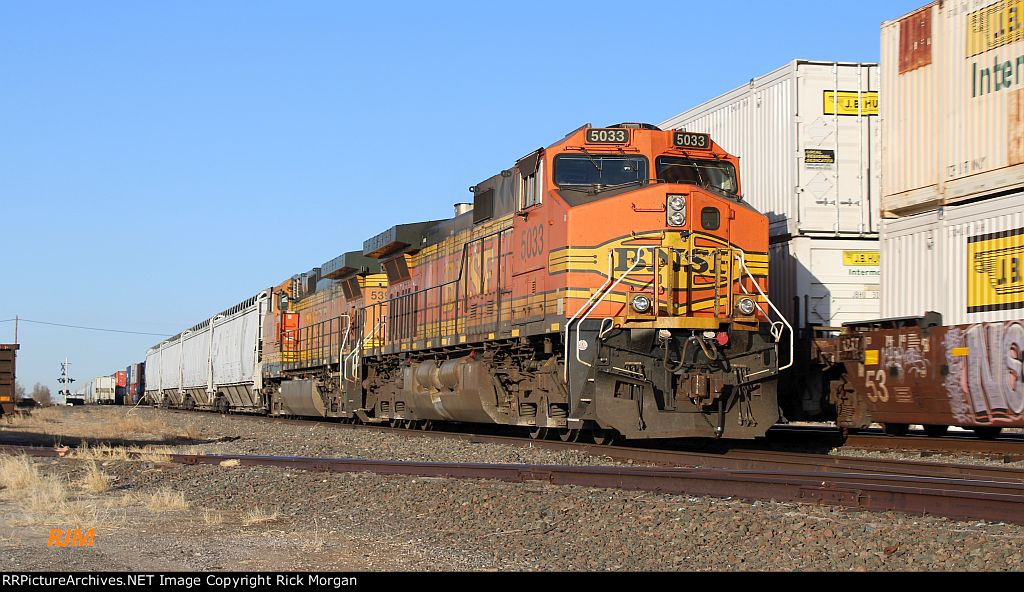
[590,178,646,194]
[578,147,603,173]
[558,179,646,195]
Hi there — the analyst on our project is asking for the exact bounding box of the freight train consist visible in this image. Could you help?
[142,124,788,441]
[126,0,1024,442]
[70,367,142,406]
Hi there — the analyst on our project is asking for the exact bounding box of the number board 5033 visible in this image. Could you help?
[672,132,711,150]
[585,128,630,144]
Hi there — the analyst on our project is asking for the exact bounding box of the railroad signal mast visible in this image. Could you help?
[57,359,75,402]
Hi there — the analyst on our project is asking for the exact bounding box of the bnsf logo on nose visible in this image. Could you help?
[47,528,95,547]
[613,248,713,274]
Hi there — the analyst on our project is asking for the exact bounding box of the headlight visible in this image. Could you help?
[666,195,686,226]
[736,297,757,316]
[631,295,652,314]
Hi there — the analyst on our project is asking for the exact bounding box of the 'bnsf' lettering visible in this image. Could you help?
[614,248,714,274]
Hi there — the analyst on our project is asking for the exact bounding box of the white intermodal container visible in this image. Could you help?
[659,59,881,239]
[768,236,881,329]
[881,190,1024,325]
[881,1,1024,214]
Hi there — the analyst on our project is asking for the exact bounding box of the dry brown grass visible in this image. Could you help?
[143,488,189,512]
[0,454,68,511]
[3,406,201,442]
[302,517,326,552]
[78,461,112,493]
[202,509,225,526]
[0,454,123,529]
[241,505,280,526]
[70,443,172,463]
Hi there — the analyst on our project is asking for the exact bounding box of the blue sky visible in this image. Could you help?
[0,1,924,395]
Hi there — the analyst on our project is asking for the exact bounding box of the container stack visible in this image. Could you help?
[879,1,1024,324]
[660,60,882,329]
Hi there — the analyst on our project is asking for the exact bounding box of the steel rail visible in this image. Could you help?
[16,406,1024,485]
[5,444,1024,525]
[125,407,1024,480]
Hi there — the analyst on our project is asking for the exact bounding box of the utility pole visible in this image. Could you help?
[13,315,17,345]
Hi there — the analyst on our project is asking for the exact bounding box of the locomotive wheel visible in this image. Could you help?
[923,425,948,438]
[418,420,433,431]
[528,427,549,440]
[883,423,909,437]
[557,429,581,443]
[388,419,401,428]
[973,426,1003,440]
[403,420,416,430]
[590,429,620,446]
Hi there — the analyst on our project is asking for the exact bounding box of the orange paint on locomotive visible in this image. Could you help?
[381,126,769,344]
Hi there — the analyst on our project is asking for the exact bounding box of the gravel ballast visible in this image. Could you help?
[1,456,1023,571]
[3,406,1024,571]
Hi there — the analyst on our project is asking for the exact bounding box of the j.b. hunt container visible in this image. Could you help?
[659,60,882,329]
[659,59,880,239]
[881,190,1024,325]
[881,1,1024,215]
[769,237,880,329]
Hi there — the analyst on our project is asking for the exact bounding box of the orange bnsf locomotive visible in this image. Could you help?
[145,123,792,441]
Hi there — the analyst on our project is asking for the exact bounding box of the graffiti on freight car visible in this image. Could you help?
[969,227,1024,313]
[943,322,1024,425]
[880,332,931,381]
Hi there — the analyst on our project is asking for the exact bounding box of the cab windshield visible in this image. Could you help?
[656,156,738,196]
[554,154,648,191]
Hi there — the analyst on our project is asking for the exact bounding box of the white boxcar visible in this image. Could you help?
[881,1,1024,214]
[881,190,1024,325]
[144,292,267,411]
[769,236,881,329]
[659,59,880,238]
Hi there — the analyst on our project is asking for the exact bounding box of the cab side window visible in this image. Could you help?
[520,162,543,209]
[517,151,543,210]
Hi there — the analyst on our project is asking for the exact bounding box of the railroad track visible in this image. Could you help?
[141,405,1024,465]
[4,441,1024,526]
[768,424,1024,461]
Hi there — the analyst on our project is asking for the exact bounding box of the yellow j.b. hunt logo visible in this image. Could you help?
[969,227,1024,313]
[548,231,768,290]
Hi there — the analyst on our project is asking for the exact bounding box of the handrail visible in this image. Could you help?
[344,317,385,382]
[574,247,649,370]
[735,252,794,371]
[563,251,615,382]
[337,314,352,379]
